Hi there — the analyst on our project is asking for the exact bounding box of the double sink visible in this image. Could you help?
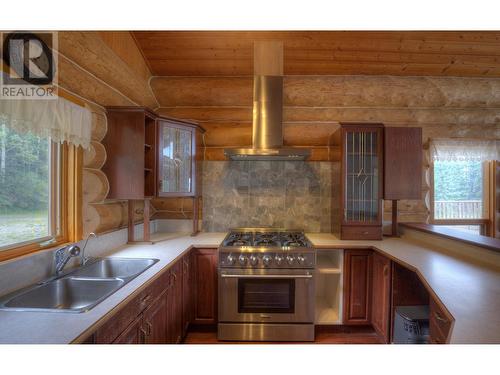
[0,258,159,313]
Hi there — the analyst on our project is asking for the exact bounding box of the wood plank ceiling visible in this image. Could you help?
[133,31,500,77]
[132,31,500,161]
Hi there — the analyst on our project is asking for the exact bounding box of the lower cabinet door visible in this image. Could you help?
[192,248,218,324]
[143,290,169,344]
[371,252,392,342]
[182,252,192,336]
[171,260,184,343]
[113,316,145,344]
[343,249,373,325]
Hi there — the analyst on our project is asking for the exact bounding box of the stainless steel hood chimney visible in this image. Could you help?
[224,42,310,161]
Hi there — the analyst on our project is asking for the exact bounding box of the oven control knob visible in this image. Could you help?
[262,255,272,267]
[238,254,248,266]
[226,253,236,265]
[286,255,295,265]
[297,254,306,265]
[249,255,259,266]
[275,255,284,266]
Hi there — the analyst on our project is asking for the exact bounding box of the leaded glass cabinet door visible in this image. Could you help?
[158,121,195,196]
[340,124,383,240]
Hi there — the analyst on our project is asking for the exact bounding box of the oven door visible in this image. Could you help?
[218,268,315,323]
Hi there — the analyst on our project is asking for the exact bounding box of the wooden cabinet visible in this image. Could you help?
[384,127,422,200]
[143,290,169,344]
[103,107,157,199]
[429,297,453,344]
[113,316,144,344]
[182,252,193,335]
[192,248,218,324]
[343,249,372,324]
[371,252,392,342]
[167,260,184,343]
[157,120,201,197]
[338,123,384,240]
[92,256,180,344]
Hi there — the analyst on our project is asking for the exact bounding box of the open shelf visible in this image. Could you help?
[315,249,344,325]
[317,250,342,272]
[316,298,340,324]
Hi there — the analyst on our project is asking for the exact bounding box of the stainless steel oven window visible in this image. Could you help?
[237,278,295,313]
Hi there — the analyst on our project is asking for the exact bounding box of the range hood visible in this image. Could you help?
[224,42,310,161]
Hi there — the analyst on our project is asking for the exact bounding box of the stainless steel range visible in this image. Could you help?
[218,228,315,342]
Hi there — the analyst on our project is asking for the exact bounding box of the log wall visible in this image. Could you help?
[154,75,500,225]
[56,32,500,233]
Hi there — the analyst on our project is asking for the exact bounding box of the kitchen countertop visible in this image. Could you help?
[308,233,500,344]
[0,232,226,344]
[0,231,499,344]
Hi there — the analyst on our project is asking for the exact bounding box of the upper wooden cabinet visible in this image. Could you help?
[103,107,203,200]
[338,123,384,240]
[384,127,423,200]
[157,120,201,197]
[103,107,157,200]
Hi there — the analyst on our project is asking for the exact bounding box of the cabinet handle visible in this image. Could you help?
[383,265,389,276]
[140,294,152,307]
[140,326,148,337]
[146,321,152,336]
[434,312,448,324]
[172,271,177,281]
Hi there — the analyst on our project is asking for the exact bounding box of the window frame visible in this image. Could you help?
[0,141,82,261]
[430,160,491,236]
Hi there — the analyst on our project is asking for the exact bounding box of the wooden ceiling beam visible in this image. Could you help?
[157,106,500,126]
[151,76,500,108]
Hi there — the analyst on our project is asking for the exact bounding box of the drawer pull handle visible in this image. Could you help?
[434,312,448,323]
[146,321,152,336]
[140,295,152,306]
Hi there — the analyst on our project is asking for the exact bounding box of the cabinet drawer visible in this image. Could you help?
[95,294,143,344]
[341,226,382,240]
[139,268,171,309]
[429,298,452,344]
[95,268,170,344]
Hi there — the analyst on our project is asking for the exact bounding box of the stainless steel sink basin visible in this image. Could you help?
[2,277,124,312]
[0,257,159,313]
[72,258,158,280]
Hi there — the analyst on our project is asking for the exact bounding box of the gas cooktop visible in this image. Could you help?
[219,228,314,269]
[221,228,312,249]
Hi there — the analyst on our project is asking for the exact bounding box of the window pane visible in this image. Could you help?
[0,125,50,248]
[434,160,483,220]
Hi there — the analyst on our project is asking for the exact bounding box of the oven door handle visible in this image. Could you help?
[220,274,313,279]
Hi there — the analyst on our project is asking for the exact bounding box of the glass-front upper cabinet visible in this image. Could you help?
[158,120,196,196]
[339,123,383,240]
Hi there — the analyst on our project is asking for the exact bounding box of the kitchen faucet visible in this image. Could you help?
[81,232,97,266]
[54,245,81,276]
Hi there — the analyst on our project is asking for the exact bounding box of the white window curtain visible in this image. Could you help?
[0,97,92,149]
[430,138,500,162]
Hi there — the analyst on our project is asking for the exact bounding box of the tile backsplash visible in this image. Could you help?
[202,161,339,232]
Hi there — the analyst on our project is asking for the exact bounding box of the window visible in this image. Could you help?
[430,138,499,237]
[432,160,486,235]
[0,125,62,249]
